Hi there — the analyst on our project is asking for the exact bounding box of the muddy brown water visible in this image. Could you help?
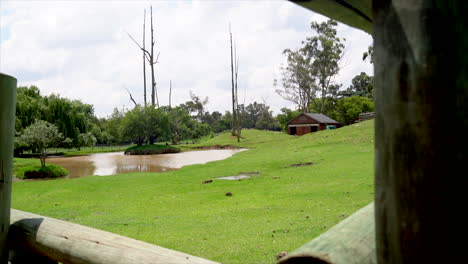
[46,149,247,179]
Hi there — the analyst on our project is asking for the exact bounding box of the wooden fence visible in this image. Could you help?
[8,209,218,264]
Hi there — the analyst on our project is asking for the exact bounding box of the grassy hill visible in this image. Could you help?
[12,121,374,264]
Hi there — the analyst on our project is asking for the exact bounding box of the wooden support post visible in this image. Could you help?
[373,1,468,262]
[0,73,17,264]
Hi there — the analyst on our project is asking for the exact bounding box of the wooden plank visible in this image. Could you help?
[279,203,375,264]
[0,73,17,264]
[291,0,372,34]
[9,209,219,264]
[373,0,468,262]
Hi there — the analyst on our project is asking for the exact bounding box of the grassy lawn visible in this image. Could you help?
[11,121,374,264]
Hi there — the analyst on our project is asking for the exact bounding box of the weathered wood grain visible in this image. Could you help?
[0,73,17,264]
[373,0,468,262]
[9,210,218,264]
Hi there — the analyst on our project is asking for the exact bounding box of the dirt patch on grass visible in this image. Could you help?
[289,162,313,167]
[191,145,241,150]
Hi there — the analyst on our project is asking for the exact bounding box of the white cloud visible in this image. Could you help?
[1,0,373,117]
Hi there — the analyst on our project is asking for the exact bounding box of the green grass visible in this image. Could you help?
[12,121,375,264]
[14,158,68,179]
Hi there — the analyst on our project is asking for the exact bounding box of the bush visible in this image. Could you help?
[124,144,181,155]
[17,164,68,179]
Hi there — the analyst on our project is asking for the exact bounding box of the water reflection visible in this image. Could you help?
[46,149,246,178]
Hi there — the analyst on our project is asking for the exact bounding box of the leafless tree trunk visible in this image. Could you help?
[126,88,137,107]
[143,9,147,106]
[150,6,159,107]
[229,24,241,142]
[230,25,236,136]
[127,6,159,107]
[169,80,172,109]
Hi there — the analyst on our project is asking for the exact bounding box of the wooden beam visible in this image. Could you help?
[279,203,375,264]
[291,0,372,34]
[0,73,17,264]
[373,0,467,262]
[9,209,219,264]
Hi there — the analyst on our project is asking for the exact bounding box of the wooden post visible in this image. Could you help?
[0,73,17,264]
[373,1,467,262]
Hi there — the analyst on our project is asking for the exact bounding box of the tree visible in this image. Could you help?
[78,132,97,150]
[127,6,159,107]
[144,106,168,144]
[362,45,374,63]
[167,106,192,145]
[339,72,374,99]
[276,108,300,132]
[121,106,147,146]
[229,24,241,141]
[181,91,208,121]
[18,120,66,168]
[334,96,374,125]
[275,19,344,113]
[275,49,316,112]
[104,108,125,144]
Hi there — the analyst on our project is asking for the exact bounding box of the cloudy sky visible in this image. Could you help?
[0,0,373,118]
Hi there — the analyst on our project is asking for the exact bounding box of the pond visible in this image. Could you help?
[46,149,246,178]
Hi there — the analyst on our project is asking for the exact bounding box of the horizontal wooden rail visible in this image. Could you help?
[9,209,218,264]
[279,203,375,264]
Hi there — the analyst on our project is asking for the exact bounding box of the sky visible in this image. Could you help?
[0,0,373,118]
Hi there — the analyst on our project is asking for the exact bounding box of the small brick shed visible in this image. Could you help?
[287,113,340,135]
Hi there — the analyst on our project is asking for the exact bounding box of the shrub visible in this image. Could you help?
[18,164,68,179]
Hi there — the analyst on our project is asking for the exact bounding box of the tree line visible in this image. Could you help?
[13,86,284,156]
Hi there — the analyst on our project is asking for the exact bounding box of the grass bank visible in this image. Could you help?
[124,144,180,155]
[12,121,374,264]
[14,158,68,179]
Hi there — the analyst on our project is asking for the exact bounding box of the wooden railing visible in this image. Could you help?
[279,203,375,264]
[8,209,218,264]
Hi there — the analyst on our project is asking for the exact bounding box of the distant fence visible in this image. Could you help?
[356,112,375,123]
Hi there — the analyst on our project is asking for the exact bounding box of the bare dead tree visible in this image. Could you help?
[229,24,241,142]
[142,9,147,106]
[125,88,137,107]
[169,80,172,109]
[230,24,236,136]
[150,6,159,107]
[126,6,160,107]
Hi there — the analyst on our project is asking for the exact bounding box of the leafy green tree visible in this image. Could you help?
[18,120,67,167]
[189,122,212,143]
[121,106,147,146]
[181,91,208,122]
[105,108,126,144]
[274,49,316,112]
[167,106,192,145]
[15,86,46,132]
[15,86,99,149]
[78,133,97,150]
[275,19,344,113]
[334,96,374,125]
[339,72,374,99]
[144,106,168,144]
[255,108,279,130]
[276,108,300,132]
